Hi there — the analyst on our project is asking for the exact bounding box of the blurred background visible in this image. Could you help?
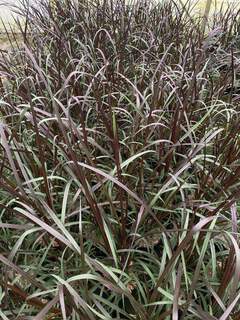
[0,0,239,30]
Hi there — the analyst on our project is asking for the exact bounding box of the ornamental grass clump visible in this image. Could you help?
[1,0,240,319]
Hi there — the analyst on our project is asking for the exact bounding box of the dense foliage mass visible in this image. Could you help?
[1,0,240,319]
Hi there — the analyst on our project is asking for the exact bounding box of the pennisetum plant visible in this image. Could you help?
[1,0,240,319]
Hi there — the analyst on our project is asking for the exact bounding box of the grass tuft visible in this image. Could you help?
[1,0,240,319]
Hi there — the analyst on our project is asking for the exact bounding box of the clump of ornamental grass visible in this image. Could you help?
[1,0,240,319]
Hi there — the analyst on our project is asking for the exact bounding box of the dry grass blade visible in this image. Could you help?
[33,295,60,320]
[172,264,183,320]
[0,254,45,290]
[219,291,240,320]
